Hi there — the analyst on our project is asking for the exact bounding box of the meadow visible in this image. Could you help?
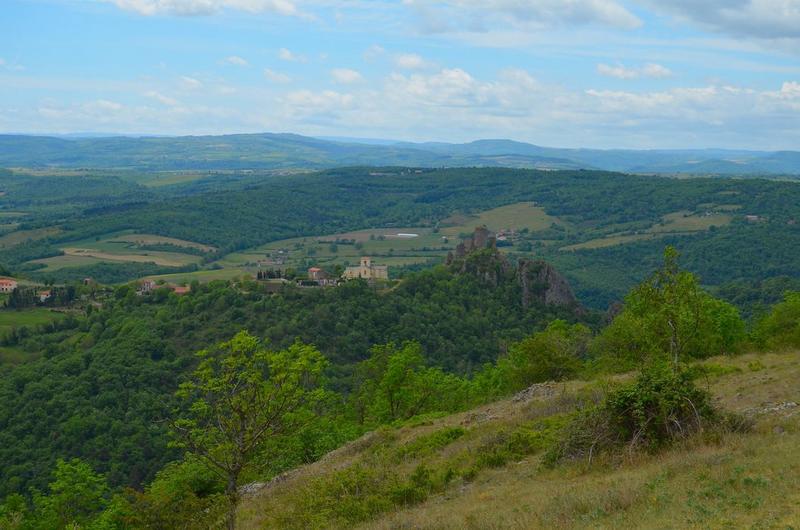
[238,352,800,529]
[0,308,64,364]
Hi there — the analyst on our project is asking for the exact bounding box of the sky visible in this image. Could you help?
[1,0,800,149]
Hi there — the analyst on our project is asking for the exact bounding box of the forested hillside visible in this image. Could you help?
[3,167,800,309]
[0,261,589,499]
[2,247,799,528]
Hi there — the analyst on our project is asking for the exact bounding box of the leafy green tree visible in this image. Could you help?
[351,342,466,424]
[753,291,800,349]
[171,331,327,530]
[115,458,225,530]
[30,458,110,529]
[495,320,590,392]
[0,493,27,529]
[595,247,745,370]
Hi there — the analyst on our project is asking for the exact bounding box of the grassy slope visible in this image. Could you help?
[237,352,800,529]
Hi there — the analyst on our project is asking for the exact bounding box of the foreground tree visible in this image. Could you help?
[496,320,591,392]
[172,331,327,530]
[350,342,466,425]
[595,247,745,370]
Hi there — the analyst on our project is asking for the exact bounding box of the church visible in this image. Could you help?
[342,257,389,281]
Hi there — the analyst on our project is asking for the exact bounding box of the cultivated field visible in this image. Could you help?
[106,233,216,252]
[216,202,568,276]
[0,227,61,248]
[562,209,733,251]
[441,202,564,236]
[21,231,209,272]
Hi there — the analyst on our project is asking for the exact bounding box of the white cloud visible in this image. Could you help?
[644,0,800,40]
[105,0,301,17]
[404,0,642,33]
[363,45,386,61]
[145,90,180,106]
[0,57,25,71]
[264,68,292,83]
[8,66,800,149]
[89,99,125,112]
[180,76,203,89]
[278,47,306,62]
[394,53,433,70]
[269,66,800,148]
[642,63,673,78]
[224,55,249,67]
[597,63,637,79]
[597,62,673,79]
[331,68,363,84]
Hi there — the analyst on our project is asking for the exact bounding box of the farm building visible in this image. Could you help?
[0,278,18,293]
[307,267,337,287]
[308,267,326,281]
[170,285,191,295]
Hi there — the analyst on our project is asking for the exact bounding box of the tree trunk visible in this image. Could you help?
[225,475,239,530]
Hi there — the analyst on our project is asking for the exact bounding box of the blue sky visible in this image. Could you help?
[1,0,799,149]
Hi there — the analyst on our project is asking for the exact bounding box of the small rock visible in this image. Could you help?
[512,382,556,403]
[238,482,266,497]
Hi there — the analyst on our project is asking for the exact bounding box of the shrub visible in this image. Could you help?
[546,362,730,465]
[471,416,570,474]
[395,427,466,460]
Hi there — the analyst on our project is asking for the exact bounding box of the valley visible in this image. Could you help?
[4,2,800,528]
[0,165,788,310]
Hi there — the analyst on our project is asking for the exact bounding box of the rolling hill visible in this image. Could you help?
[1,133,799,175]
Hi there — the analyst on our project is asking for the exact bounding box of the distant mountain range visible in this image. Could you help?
[1,133,799,175]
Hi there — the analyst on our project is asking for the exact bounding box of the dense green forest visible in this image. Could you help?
[2,246,799,528]
[0,260,588,500]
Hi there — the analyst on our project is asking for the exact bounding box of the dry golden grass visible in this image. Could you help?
[236,352,799,529]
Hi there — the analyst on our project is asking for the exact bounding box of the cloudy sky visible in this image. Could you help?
[2,0,800,149]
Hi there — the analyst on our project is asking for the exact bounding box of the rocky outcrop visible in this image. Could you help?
[517,259,579,309]
[447,225,496,265]
[447,227,582,312]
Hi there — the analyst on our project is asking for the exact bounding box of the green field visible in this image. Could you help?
[0,308,63,331]
[22,231,209,272]
[0,308,64,364]
[562,209,733,251]
[196,201,738,281]
[214,202,569,276]
[107,233,216,252]
[650,210,733,233]
[0,227,61,249]
[145,267,250,284]
[441,202,563,236]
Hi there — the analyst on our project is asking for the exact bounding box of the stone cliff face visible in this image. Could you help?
[516,259,579,309]
[447,227,581,312]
